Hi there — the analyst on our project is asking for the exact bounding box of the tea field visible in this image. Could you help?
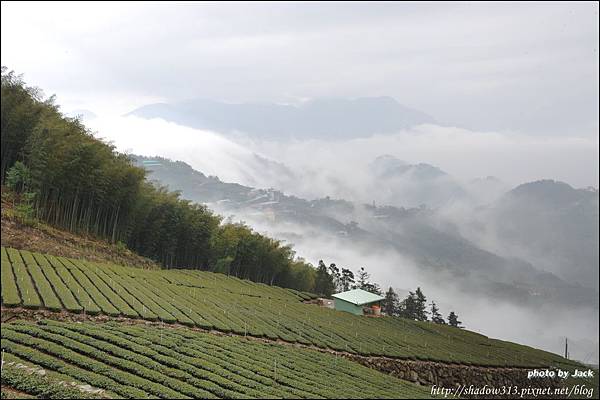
[1,247,581,369]
[1,320,431,399]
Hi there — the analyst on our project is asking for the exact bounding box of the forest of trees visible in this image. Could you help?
[313,260,464,327]
[0,67,318,292]
[313,261,384,297]
[382,285,463,327]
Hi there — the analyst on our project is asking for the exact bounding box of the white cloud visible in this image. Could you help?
[2,2,598,133]
[249,124,599,196]
[88,115,259,184]
[88,115,598,203]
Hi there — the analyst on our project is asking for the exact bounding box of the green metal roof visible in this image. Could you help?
[141,161,162,166]
[331,289,384,306]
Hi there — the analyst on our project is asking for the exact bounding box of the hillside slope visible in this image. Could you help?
[134,155,598,310]
[3,247,598,399]
[1,247,580,369]
[2,320,430,399]
[478,180,599,290]
[1,190,159,270]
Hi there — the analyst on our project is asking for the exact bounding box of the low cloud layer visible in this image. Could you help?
[89,115,599,199]
[85,114,599,363]
[209,206,600,364]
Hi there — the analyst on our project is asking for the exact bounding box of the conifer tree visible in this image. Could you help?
[340,268,355,291]
[328,263,341,291]
[414,287,428,321]
[354,267,382,294]
[448,311,463,328]
[382,287,400,316]
[430,301,445,324]
[315,260,335,297]
[398,291,416,319]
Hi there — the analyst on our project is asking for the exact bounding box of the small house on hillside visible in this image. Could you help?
[331,289,385,316]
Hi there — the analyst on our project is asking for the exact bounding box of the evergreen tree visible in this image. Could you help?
[354,267,382,294]
[340,268,355,292]
[355,267,370,289]
[398,288,427,321]
[382,287,400,316]
[398,291,417,319]
[314,260,335,297]
[362,282,382,295]
[328,263,341,292]
[448,311,463,328]
[430,301,445,324]
[414,287,428,321]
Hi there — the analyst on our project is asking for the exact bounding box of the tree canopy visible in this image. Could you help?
[1,67,317,292]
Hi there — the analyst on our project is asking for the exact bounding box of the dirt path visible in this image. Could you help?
[0,385,34,399]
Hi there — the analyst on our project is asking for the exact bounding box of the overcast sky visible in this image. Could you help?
[2,1,598,136]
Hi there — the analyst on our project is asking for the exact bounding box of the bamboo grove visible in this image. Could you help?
[0,67,318,292]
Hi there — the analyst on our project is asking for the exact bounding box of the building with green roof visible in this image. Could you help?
[331,288,385,316]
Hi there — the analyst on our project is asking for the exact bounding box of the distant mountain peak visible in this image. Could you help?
[509,179,575,199]
[127,97,435,140]
[504,179,599,209]
[369,155,446,180]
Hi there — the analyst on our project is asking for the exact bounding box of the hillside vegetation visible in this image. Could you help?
[1,67,318,292]
[1,189,159,269]
[1,320,431,399]
[1,247,581,369]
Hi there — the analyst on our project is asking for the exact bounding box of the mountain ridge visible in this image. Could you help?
[132,154,599,309]
[127,96,436,140]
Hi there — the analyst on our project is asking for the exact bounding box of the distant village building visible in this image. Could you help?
[331,289,384,316]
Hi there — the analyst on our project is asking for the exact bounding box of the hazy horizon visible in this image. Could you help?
[2,1,598,189]
[1,2,598,133]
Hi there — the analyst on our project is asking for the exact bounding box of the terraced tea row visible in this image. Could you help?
[1,247,578,368]
[0,320,431,399]
[0,360,102,399]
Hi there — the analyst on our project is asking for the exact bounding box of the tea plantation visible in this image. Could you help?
[1,320,433,399]
[1,247,581,372]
